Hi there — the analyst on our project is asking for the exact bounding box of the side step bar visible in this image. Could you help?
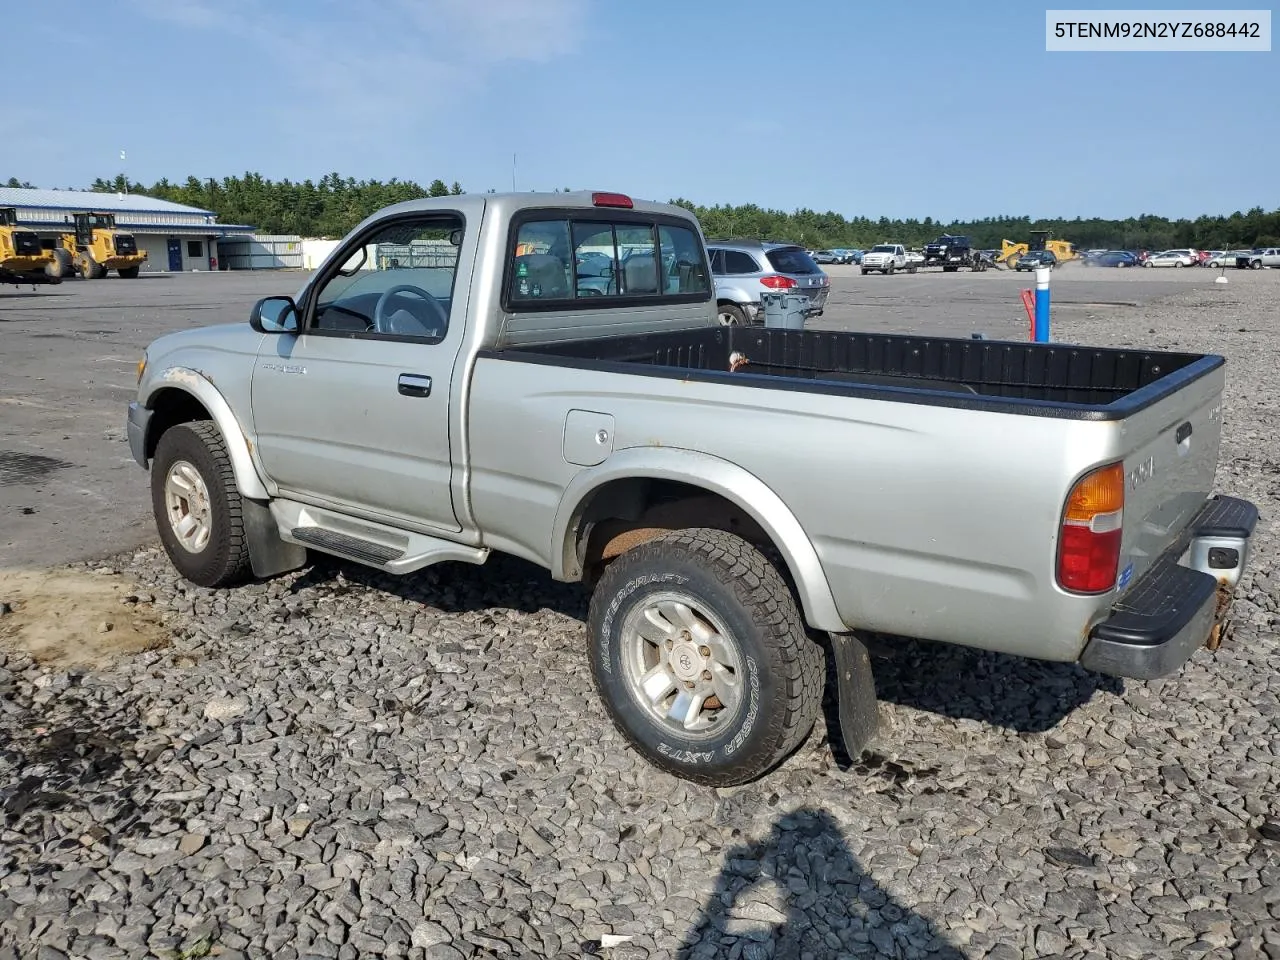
[270,499,488,574]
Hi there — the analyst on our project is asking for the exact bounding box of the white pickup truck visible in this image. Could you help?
[127,190,1257,785]
[1236,247,1280,269]
[860,243,918,275]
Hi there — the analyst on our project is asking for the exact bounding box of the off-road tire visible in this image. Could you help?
[118,266,140,279]
[80,254,104,279]
[586,528,824,786]
[45,248,71,279]
[151,421,252,588]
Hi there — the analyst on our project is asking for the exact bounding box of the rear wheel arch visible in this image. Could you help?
[551,450,845,632]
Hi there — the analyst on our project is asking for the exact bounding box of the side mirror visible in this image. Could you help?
[250,296,298,334]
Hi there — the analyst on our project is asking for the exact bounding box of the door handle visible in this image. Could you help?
[397,373,432,397]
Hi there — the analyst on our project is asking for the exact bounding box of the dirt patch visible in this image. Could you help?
[0,568,169,668]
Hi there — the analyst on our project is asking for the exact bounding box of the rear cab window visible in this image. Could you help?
[506,210,711,309]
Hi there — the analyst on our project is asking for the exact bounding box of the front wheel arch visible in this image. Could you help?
[140,370,269,500]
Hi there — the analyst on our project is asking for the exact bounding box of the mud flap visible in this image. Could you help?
[242,497,307,579]
[828,632,880,759]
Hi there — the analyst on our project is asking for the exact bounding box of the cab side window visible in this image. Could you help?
[310,216,462,342]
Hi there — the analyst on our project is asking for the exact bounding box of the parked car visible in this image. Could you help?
[1144,250,1196,268]
[707,239,830,325]
[125,188,1257,786]
[1014,250,1058,271]
[812,250,841,265]
[1086,250,1139,268]
[1236,247,1280,269]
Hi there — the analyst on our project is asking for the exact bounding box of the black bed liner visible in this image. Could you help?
[484,326,1222,421]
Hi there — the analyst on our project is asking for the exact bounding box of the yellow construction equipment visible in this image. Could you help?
[0,207,59,287]
[994,230,1079,268]
[44,211,148,279]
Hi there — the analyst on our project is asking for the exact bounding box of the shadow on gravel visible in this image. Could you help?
[292,556,1121,747]
[289,552,590,620]
[865,634,1125,734]
[675,806,965,959]
[0,674,158,871]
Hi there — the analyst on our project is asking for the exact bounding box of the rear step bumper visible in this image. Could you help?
[1079,495,1259,680]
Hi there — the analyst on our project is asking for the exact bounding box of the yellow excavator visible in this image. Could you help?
[993,230,1079,268]
[0,207,59,287]
[44,211,148,279]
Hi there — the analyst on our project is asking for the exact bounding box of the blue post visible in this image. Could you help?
[1034,265,1051,343]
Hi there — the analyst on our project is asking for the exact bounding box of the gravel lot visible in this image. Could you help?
[1,269,1278,959]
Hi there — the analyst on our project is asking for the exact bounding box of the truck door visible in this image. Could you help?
[249,211,472,534]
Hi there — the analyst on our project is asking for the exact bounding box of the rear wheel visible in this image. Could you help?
[150,421,253,588]
[860,268,869,275]
[1175,260,1184,268]
[587,528,824,786]
[717,303,747,326]
[118,266,140,279]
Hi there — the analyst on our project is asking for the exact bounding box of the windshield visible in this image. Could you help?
[765,247,820,274]
[871,245,895,253]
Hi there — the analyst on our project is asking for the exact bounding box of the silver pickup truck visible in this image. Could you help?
[126,191,1258,786]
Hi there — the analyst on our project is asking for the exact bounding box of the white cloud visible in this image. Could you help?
[129,0,590,142]
[130,0,222,28]
[390,0,589,63]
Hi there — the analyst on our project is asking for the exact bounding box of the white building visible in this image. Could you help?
[0,186,256,273]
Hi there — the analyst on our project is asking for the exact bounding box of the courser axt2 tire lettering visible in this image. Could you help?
[586,527,824,786]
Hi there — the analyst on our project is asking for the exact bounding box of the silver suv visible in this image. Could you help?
[706,239,829,325]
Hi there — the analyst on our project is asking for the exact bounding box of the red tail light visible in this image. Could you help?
[1057,462,1124,594]
[759,275,796,289]
[591,192,633,209]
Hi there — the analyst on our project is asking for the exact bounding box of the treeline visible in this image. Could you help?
[670,200,1280,252]
[7,173,1278,249]
[86,173,463,237]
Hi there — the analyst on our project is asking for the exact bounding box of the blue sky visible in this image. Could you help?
[9,1,1276,220]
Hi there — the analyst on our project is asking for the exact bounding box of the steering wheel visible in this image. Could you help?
[373,284,449,337]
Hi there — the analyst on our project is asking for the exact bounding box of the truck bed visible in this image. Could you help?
[495,326,1222,419]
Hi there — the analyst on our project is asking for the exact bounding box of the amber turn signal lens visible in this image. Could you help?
[1063,462,1124,522]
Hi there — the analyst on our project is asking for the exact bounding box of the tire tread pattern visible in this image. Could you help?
[153,420,252,587]
[588,527,823,786]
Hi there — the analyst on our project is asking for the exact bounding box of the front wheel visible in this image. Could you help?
[151,421,253,588]
[587,528,824,786]
[119,266,140,279]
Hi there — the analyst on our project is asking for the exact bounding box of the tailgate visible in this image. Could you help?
[1118,366,1224,589]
